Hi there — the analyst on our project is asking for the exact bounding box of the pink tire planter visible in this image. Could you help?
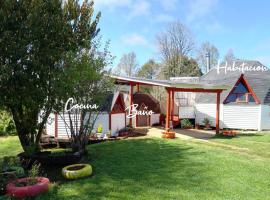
[6,177,50,199]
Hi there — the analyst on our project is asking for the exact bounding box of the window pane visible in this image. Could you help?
[234,82,248,93]
[237,94,246,102]
[249,94,255,102]
[226,94,237,103]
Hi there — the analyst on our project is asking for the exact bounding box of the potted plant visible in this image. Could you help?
[6,163,50,199]
[97,124,103,138]
[203,118,211,129]
[0,157,25,195]
[223,129,237,136]
[162,131,175,139]
[181,119,193,129]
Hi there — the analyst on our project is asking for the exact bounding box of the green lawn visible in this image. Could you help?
[0,136,22,158]
[1,134,270,200]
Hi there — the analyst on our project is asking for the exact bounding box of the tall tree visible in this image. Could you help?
[156,21,194,79]
[57,50,113,154]
[224,49,236,63]
[0,0,102,155]
[115,52,138,76]
[137,59,160,79]
[197,42,219,73]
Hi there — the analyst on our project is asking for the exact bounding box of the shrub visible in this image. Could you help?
[203,118,211,126]
[0,110,16,136]
[0,157,25,194]
[181,119,193,128]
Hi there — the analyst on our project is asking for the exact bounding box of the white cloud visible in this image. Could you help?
[159,0,178,11]
[205,21,223,33]
[95,0,132,9]
[154,14,174,23]
[121,33,148,46]
[95,0,150,19]
[128,0,151,19]
[187,0,218,22]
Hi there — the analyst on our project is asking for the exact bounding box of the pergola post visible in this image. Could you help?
[171,90,174,123]
[165,88,171,131]
[129,84,134,127]
[216,91,221,134]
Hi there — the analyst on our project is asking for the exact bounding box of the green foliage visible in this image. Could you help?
[0,110,16,136]
[203,117,210,126]
[137,59,160,79]
[0,0,104,155]
[28,163,41,178]
[57,50,113,152]
[0,156,25,194]
[2,135,270,199]
[136,59,160,93]
[181,118,193,128]
[162,55,202,78]
[0,137,22,158]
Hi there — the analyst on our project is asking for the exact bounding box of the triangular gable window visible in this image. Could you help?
[224,76,258,104]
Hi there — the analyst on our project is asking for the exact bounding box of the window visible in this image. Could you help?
[225,80,257,104]
[176,98,188,106]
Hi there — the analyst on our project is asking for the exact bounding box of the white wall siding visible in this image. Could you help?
[261,105,270,130]
[223,105,260,130]
[46,112,115,139]
[57,113,80,138]
[195,104,217,127]
[150,114,160,125]
[46,113,55,137]
[179,106,195,119]
[111,113,126,136]
[195,103,261,130]
[92,113,109,135]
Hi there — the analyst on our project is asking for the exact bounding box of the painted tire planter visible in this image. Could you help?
[223,130,237,136]
[62,164,92,180]
[6,177,50,199]
[162,131,176,139]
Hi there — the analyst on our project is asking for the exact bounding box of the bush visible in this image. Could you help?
[181,119,193,128]
[0,157,25,195]
[0,110,16,136]
[202,118,210,126]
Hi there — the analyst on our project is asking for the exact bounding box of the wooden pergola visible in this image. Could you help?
[111,75,228,134]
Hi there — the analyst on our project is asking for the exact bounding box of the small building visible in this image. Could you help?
[194,60,270,130]
[45,92,126,138]
[131,92,161,127]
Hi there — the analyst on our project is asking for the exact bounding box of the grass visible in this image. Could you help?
[210,133,270,158]
[0,136,22,158]
[1,134,270,200]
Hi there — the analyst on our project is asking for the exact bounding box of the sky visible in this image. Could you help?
[93,0,270,68]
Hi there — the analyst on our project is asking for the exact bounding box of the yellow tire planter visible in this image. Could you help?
[62,164,92,180]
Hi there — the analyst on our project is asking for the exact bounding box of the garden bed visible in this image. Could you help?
[18,151,82,169]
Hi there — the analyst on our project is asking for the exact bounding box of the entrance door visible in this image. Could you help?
[137,115,148,127]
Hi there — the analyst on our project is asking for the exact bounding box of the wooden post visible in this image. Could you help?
[216,91,221,134]
[137,84,140,92]
[171,90,174,121]
[109,113,112,130]
[55,113,58,138]
[129,84,134,127]
[165,88,171,131]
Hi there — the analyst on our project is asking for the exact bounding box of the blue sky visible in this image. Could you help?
[94,0,270,68]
